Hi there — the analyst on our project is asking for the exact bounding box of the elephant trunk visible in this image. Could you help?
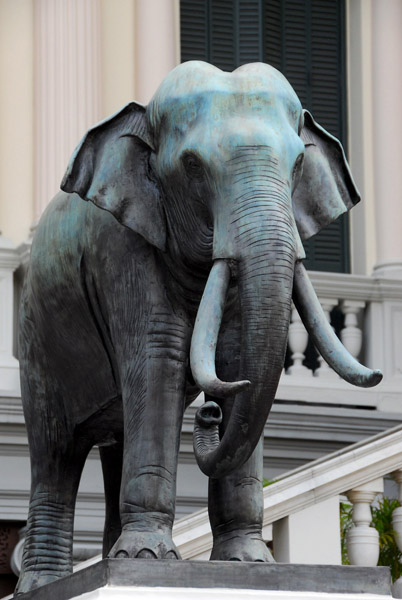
[191,197,296,478]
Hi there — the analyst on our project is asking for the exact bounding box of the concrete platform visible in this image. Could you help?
[14,559,392,600]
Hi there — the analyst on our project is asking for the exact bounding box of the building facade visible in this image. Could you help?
[0,0,402,595]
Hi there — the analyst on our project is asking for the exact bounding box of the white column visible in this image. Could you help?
[100,0,136,116]
[372,0,402,279]
[34,0,102,221]
[135,0,180,104]
[0,0,34,245]
[347,0,376,276]
[0,236,21,397]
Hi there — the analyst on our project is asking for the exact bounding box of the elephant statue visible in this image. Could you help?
[16,61,382,594]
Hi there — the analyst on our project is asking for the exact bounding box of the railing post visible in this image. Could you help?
[314,298,339,379]
[346,478,383,566]
[0,235,21,397]
[392,471,402,598]
[340,300,365,361]
[391,470,402,551]
[286,305,310,377]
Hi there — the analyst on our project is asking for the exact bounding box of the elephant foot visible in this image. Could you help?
[15,570,67,595]
[210,531,274,563]
[108,529,181,560]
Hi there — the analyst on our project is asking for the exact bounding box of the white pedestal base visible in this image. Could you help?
[72,587,390,600]
[14,560,392,600]
[72,587,391,600]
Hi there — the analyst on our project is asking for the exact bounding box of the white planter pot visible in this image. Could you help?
[346,526,379,566]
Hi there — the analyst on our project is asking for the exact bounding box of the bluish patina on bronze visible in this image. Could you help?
[16,61,381,595]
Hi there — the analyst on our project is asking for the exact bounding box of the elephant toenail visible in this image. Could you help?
[165,551,178,560]
[136,549,157,559]
[115,550,129,559]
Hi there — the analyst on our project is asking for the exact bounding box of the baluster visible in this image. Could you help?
[346,478,383,566]
[314,298,339,379]
[391,470,402,550]
[340,300,365,360]
[286,306,311,377]
[392,471,402,598]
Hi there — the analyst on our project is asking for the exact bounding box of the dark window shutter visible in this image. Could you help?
[210,1,236,70]
[182,1,264,70]
[180,0,209,63]
[180,0,349,273]
[265,0,349,273]
[238,1,263,65]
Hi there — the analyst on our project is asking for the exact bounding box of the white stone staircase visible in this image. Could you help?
[173,422,402,564]
[40,424,402,599]
[6,417,402,600]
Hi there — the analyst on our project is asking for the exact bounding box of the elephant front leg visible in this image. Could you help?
[16,439,90,594]
[109,315,189,560]
[208,436,274,562]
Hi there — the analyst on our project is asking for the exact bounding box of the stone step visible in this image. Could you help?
[14,559,392,600]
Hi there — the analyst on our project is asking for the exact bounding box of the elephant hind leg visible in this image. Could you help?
[15,440,90,595]
[99,442,123,558]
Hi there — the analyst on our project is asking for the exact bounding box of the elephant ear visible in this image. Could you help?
[292,109,360,241]
[61,102,166,251]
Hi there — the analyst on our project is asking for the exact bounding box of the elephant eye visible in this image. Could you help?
[182,153,204,180]
[293,153,304,175]
[292,153,304,190]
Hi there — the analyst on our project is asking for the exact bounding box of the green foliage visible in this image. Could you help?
[372,497,402,582]
[340,501,353,565]
[263,478,276,487]
[340,496,402,581]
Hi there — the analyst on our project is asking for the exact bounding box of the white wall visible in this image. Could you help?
[0,0,179,246]
[0,0,34,245]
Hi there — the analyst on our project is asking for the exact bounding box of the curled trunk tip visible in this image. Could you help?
[195,401,222,428]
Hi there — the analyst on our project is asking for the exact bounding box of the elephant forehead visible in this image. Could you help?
[151,91,301,144]
[148,61,301,133]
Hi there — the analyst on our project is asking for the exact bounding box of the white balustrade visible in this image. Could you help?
[346,478,383,567]
[283,286,371,399]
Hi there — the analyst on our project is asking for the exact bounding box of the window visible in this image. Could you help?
[181,0,349,272]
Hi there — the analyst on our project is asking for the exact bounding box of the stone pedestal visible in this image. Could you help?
[14,559,392,600]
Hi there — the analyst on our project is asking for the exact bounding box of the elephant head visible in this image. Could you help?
[61,61,381,479]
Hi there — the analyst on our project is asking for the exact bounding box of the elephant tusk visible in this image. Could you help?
[190,259,251,398]
[293,261,382,388]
